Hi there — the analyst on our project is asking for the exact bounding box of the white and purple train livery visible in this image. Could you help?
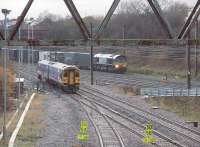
[37,60,80,93]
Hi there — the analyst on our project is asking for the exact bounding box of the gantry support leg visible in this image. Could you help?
[9,0,34,40]
[178,0,200,39]
[63,0,90,40]
[95,0,120,39]
[0,32,4,40]
[147,0,173,39]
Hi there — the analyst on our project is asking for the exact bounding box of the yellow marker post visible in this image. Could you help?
[77,120,89,142]
[77,134,89,142]
[80,120,88,133]
[143,122,157,144]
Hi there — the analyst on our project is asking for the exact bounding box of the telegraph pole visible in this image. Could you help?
[123,24,126,55]
[31,20,34,89]
[18,24,21,112]
[18,26,21,40]
[195,20,198,77]
[2,8,11,141]
[187,30,191,89]
[90,23,94,85]
[27,18,34,90]
[27,22,31,91]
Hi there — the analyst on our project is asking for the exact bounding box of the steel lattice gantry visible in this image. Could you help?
[5,0,200,41]
[95,0,120,39]
[0,32,4,40]
[6,0,176,41]
[9,0,91,41]
[9,0,34,40]
[178,0,200,39]
[8,0,121,41]
[63,0,90,40]
[147,0,173,39]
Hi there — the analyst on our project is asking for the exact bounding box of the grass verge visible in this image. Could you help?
[146,96,200,122]
[127,66,186,79]
[14,94,46,147]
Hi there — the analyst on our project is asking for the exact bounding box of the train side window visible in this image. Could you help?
[94,58,99,63]
[107,59,113,64]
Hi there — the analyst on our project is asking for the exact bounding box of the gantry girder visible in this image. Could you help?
[95,0,120,39]
[9,0,91,41]
[0,32,4,40]
[7,0,174,41]
[7,0,200,41]
[9,0,34,40]
[178,0,200,39]
[63,0,90,40]
[8,0,121,41]
[146,0,173,39]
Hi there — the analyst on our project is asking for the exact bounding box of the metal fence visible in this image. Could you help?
[141,88,200,96]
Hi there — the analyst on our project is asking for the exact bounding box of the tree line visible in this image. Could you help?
[28,0,191,40]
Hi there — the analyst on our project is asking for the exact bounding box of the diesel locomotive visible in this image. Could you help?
[93,54,127,73]
[37,60,80,93]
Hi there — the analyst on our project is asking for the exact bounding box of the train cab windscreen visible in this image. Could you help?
[114,56,127,64]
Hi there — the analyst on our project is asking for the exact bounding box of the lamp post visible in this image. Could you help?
[90,23,94,85]
[1,8,11,141]
[18,19,22,114]
[27,18,34,89]
[27,18,34,40]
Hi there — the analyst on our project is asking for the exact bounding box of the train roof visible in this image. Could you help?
[38,60,79,70]
[94,54,125,59]
[63,52,90,55]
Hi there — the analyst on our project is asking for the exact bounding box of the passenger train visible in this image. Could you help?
[37,60,80,93]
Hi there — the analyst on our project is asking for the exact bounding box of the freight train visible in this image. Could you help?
[37,60,80,93]
[50,52,127,73]
[8,49,127,73]
[8,48,39,63]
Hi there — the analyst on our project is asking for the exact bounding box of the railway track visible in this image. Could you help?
[16,66,126,147]
[78,85,200,147]
[70,94,125,147]
[84,85,200,136]
[13,62,200,146]
[75,92,182,147]
[13,62,200,91]
[81,70,200,89]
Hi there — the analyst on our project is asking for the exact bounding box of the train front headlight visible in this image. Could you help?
[115,64,119,68]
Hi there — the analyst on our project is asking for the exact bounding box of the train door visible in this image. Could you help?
[69,70,75,85]
[75,70,80,85]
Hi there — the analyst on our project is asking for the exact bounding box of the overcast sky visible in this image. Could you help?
[0,0,198,19]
